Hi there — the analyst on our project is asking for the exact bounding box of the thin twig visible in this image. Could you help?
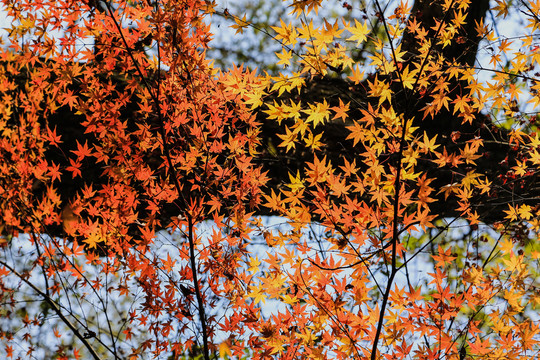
[0,259,104,360]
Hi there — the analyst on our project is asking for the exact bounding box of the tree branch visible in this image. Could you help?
[0,259,105,360]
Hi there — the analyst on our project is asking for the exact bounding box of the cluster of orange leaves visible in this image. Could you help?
[0,0,538,359]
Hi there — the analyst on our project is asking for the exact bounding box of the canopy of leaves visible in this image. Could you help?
[0,0,539,359]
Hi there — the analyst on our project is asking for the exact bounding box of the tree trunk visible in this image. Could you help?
[9,0,535,236]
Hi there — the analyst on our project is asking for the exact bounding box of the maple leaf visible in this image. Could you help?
[367,76,392,105]
[397,65,418,90]
[304,131,323,150]
[84,228,104,250]
[493,0,509,18]
[346,120,365,147]
[475,176,492,194]
[231,14,249,34]
[503,204,519,221]
[304,99,330,128]
[277,126,297,152]
[517,204,533,220]
[265,189,284,212]
[340,158,358,177]
[346,19,369,46]
[72,140,92,160]
[276,48,293,67]
[161,253,177,272]
[331,99,349,121]
[271,19,298,46]
[247,256,260,273]
[66,159,82,178]
[60,89,78,110]
[287,170,305,191]
[219,340,232,359]
[45,125,62,147]
[47,162,62,182]
[248,285,267,304]
[348,64,365,84]
[418,131,440,154]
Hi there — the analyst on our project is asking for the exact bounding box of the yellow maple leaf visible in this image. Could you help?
[418,131,440,153]
[276,48,293,67]
[219,340,232,359]
[367,76,392,106]
[397,65,418,90]
[529,149,540,165]
[304,131,323,150]
[271,19,297,46]
[493,0,509,18]
[500,238,514,254]
[247,256,261,273]
[248,285,267,304]
[287,171,305,191]
[304,100,330,127]
[518,204,533,220]
[277,126,297,152]
[463,264,483,285]
[503,204,518,221]
[84,228,105,249]
[476,176,492,194]
[346,19,369,46]
[230,14,249,34]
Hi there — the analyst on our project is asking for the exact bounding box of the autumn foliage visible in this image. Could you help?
[0,0,539,359]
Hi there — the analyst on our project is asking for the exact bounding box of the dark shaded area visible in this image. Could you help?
[255,0,537,223]
[5,0,539,239]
